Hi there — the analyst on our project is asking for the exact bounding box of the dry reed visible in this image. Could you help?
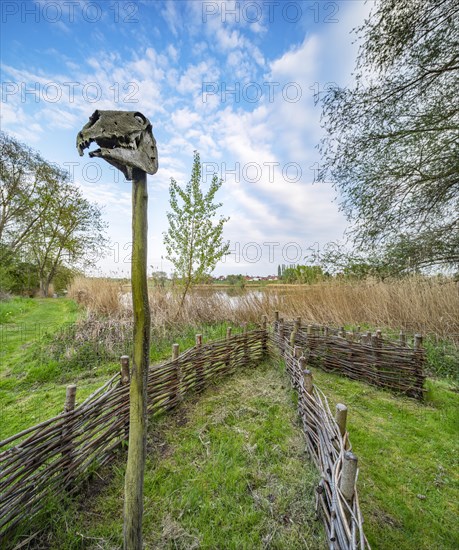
[69,277,459,340]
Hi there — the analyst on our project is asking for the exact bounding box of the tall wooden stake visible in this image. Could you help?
[124,168,151,550]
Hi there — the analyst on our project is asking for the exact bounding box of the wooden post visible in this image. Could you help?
[120,355,130,386]
[195,334,204,391]
[303,368,313,395]
[290,329,297,348]
[242,322,249,364]
[64,384,77,413]
[376,329,382,340]
[226,326,232,372]
[261,314,268,357]
[124,168,151,550]
[338,326,345,338]
[399,330,406,347]
[63,384,77,488]
[335,403,348,437]
[172,344,181,404]
[279,318,285,352]
[289,345,301,388]
[340,451,358,502]
[120,356,130,440]
[414,334,424,399]
[323,326,329,337]
[414,333,423,349]
[294,316,301,332]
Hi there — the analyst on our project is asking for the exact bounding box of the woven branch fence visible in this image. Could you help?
[271,330,371,549]
[275,314,426,399]
[1,315,425,547]
[0,326,266,541]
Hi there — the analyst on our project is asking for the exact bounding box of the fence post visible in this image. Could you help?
[340,451,358,502]
[261,314,268,357]
[399,330,406,347]
[303,368,313,395]
[335,403,348,437]
[195,334,204,391]
[279,318,285,353]
[274,310,279,331]
[414,334,424,399]
[242,322,249,365]
[63,384,77,488]
[120,356,130,441]
[120,355,130,386]
[291,345,302,388]
[64,384,77,413]
[225,327,232,373]
[172,344,181,404]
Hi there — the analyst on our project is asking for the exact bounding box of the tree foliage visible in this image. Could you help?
[281,265,325,284]
[0,131,107,295]
[163,151,229,306]
[320,0,459,270]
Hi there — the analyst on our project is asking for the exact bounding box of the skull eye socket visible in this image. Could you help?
[134,112,146,125]
[87,110,100,128]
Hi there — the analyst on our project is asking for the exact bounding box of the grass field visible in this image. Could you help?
[12,360,326,549]
[2,295,458,548]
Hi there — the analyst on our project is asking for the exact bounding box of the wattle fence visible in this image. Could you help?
[276,316,426,399]
[0,316,425,548]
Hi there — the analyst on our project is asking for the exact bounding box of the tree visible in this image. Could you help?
[226,274,246,288]
[0,132,107,295]
[0,132,55,253]
[320,0,459,271]
[150,270,168,288]
[163,151,229,309]
[26,177,106,297]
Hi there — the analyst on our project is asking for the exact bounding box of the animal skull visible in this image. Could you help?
[76,110,158,180]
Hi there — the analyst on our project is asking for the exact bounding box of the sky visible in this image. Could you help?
[1,0,374,277]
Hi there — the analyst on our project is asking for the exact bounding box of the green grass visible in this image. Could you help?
[2,298,458,548]
[311,369,459,549]
[0,298,119,441]
[0,297,245,441]
[21,360,326,549]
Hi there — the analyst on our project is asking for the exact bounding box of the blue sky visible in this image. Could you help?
[1,0,374,276]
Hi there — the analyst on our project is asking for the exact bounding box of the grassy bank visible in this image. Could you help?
[312,369,459,549]
[18,360,326,549]
[0,296,239,440]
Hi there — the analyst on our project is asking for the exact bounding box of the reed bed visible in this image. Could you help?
[68,276,459,340]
